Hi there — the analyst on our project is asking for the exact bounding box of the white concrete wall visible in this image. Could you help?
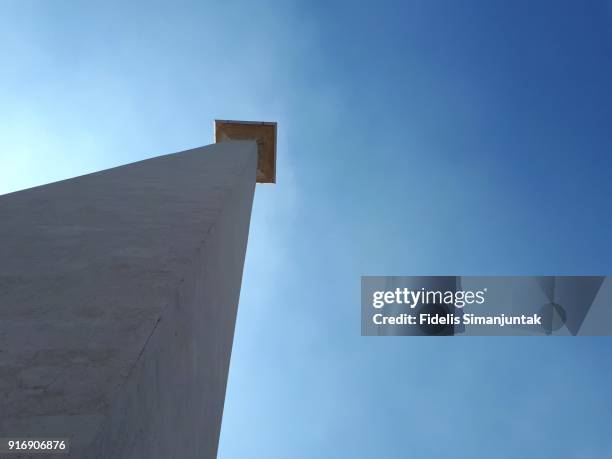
[0,141,257,458]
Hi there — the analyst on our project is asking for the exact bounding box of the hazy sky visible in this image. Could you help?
[2,1,612,458]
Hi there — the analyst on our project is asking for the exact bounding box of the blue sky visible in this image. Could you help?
[2,1,612,457]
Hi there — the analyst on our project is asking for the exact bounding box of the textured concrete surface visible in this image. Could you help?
[0,140,257,458]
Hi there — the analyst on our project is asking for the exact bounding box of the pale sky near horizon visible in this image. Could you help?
[2,1,612,458]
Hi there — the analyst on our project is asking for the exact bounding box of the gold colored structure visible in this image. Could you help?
[214,120,277,183]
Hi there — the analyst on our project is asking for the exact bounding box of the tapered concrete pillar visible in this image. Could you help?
[0,129,273,458]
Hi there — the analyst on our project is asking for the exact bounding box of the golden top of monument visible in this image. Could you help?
[214,120,277,183]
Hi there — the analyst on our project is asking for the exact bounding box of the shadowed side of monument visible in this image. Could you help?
[0,139,259,458]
